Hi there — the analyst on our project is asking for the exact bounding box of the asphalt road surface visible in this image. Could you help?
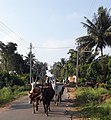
[0,88,72,120]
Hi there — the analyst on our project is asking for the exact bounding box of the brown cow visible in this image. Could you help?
[28,87,41,114]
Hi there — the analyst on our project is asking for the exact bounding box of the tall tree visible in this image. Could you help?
[51,61,62,81]
[67,49,77,76]
[32,61,48,82]
[0,41,18,72]
[25,52,36,67]
[11,53,24,74]
[76,6,111,57]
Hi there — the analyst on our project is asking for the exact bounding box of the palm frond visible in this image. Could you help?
[105,36,111,47]
[84,16,96,29]
[106,26,111,32]
[77,7,111,56]
[81,22,99,36]
[76,35,95,52]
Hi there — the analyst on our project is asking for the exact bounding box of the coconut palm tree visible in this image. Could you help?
[76,6,111,57]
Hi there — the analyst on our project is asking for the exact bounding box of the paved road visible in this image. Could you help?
[0,88,71,120]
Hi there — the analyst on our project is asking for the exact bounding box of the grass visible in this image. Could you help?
[0,85,30,107]
[75,87,111,120]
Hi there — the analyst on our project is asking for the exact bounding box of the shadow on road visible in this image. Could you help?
[10,103,32,110]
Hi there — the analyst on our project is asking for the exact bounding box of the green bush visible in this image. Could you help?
[0,87,13,106]
[76,87,111,119]
[98,83,107,88]
[0,71,25,89]
[0,85,29,106]
[0,87,13,99]
[13,85,30,95]
[83,99,111,119]
[76,87,109,105]
[67,82,76,87]
[19,74,29,84]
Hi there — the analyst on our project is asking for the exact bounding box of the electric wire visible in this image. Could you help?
[34,46,76,49]
[0,20,22,40]
[33,48,42,62]
[107,1,111,9]
[87,0,96,18]
[0,20,29,49]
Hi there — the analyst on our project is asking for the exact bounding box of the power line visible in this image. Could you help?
[33,48,42,61]
[87,0,96,18]
[34,46,76,49]
[0,20,22,40]
[0,20,29,48]
[0,20,32,57]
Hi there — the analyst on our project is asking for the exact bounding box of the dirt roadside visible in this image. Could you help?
[66,87,84,120]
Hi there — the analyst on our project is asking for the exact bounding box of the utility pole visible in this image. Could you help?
[76,49,91,88]
[30,43,32,84]
[76,50,79,88]
[65,60,68,82]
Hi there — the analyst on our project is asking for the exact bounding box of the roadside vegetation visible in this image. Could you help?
[0,42,48,106]
[0,72,31,107]
[0,85,30,107]
[50,6,111,88]
[61,6,111,120]
[76,87,111,119]
[0,5,111,119]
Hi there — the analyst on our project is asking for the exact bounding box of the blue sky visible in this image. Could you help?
[0,0,111,66]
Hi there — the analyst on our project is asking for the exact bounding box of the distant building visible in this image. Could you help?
[68,75,76,83]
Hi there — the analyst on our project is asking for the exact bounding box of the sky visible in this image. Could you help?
[0,0,111,66]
